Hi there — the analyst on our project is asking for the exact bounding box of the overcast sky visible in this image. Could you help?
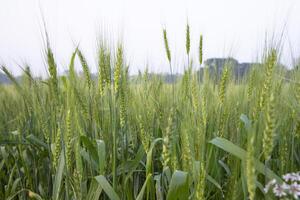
[0,0,300,76]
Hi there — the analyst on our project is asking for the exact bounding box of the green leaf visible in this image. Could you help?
[80,135,98,162]
[166,170,189,200]
[86,179,102,200]
[96,140,105,174]
[146,138,163,176]
[52,151,65,200]
[0,139,29,146]
[94,175,120,200]
[10,178,21,195]
[194,160,222,191]
[81,149,98,170]
[26,134,48,150]
[218,159,231,176]
[241,163,248,200]
[154,174,163,200]
[206,174,222,191]
[210,137,282,182]
[240,114,251,132]
[255,180,265,194]
[136,173,152,200]
[124,146,145,185]
[7,164,17,195]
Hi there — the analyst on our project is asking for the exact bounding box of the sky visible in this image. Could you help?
[0,0,300,76]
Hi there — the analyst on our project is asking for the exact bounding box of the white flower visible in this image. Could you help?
[283,172,300,182]
[264,179,276,193]
[283,173,293,182]
[291,173,300,182]
[288,182,300,199]
[267,172,300,199]
[273,183,288,197]
[296,172,300,181]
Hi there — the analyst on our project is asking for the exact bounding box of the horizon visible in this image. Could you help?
[0,56,291,80]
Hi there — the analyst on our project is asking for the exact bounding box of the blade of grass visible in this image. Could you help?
[94,175,120,200]
[166,170,189,200]
[52,150,65,200]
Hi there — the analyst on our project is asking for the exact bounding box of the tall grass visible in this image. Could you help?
[0,26,299,200]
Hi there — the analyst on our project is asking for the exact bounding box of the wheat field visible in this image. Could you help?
[0,25,299,200]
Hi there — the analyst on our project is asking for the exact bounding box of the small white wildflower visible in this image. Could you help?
[296,172,300,181]
[282,183,290,190]
[289,182,300,199]
[264,179,276,193]
[291,173,300,182]
[265,172,300,199]
[284,172,300,182]
[273,183,288,197]
[283,173,293,182]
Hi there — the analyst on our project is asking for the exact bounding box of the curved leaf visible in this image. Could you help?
[166,170,189,200]
[94,175,120,200]
[136,173,152,200]
[210,137,282,182]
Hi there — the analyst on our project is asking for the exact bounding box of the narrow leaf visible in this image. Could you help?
[210,137,282,182]
[94,175,120,200]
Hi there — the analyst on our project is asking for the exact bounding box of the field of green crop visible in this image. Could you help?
[0,25,299,200]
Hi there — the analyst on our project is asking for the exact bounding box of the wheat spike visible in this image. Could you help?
[163,29,171,63]
[219,66,229,104]
[199,35,203,65]
[114,44,123,94]
[246,136,256,200]
[262,94,276,160]
[186,22,190,56]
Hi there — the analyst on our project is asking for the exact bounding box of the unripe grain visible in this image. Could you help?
[262,94,276,160]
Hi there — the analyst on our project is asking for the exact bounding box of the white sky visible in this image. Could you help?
[0,0,300,76]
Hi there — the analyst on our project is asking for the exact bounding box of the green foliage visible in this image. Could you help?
[0,26,298,200]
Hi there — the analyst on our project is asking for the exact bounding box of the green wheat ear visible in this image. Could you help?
[114,44,123,94]
[53,127,62,170]
[73,169,82,200]
[219,66,229,104]
[68,48,78,85]
[162,110,175,169]
[46,42,58,98]
[263,93,276,160]
[195,162,205,200]
[98,44,111,96]
[138,115,150,153]
[65,109,73,173]
[185,22,190,56]
[259,49,277,111]
[246,136,256,200]
[181,125,192,173]
[77,49,92,90]
[247,69,255,100]
[1,66,22,92]
[199,35,203,65]
[119,80,127,129]
[163,28,171,63]
[191,75,199,111]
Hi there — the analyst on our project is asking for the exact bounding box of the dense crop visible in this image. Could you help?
[0,26,299,200]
